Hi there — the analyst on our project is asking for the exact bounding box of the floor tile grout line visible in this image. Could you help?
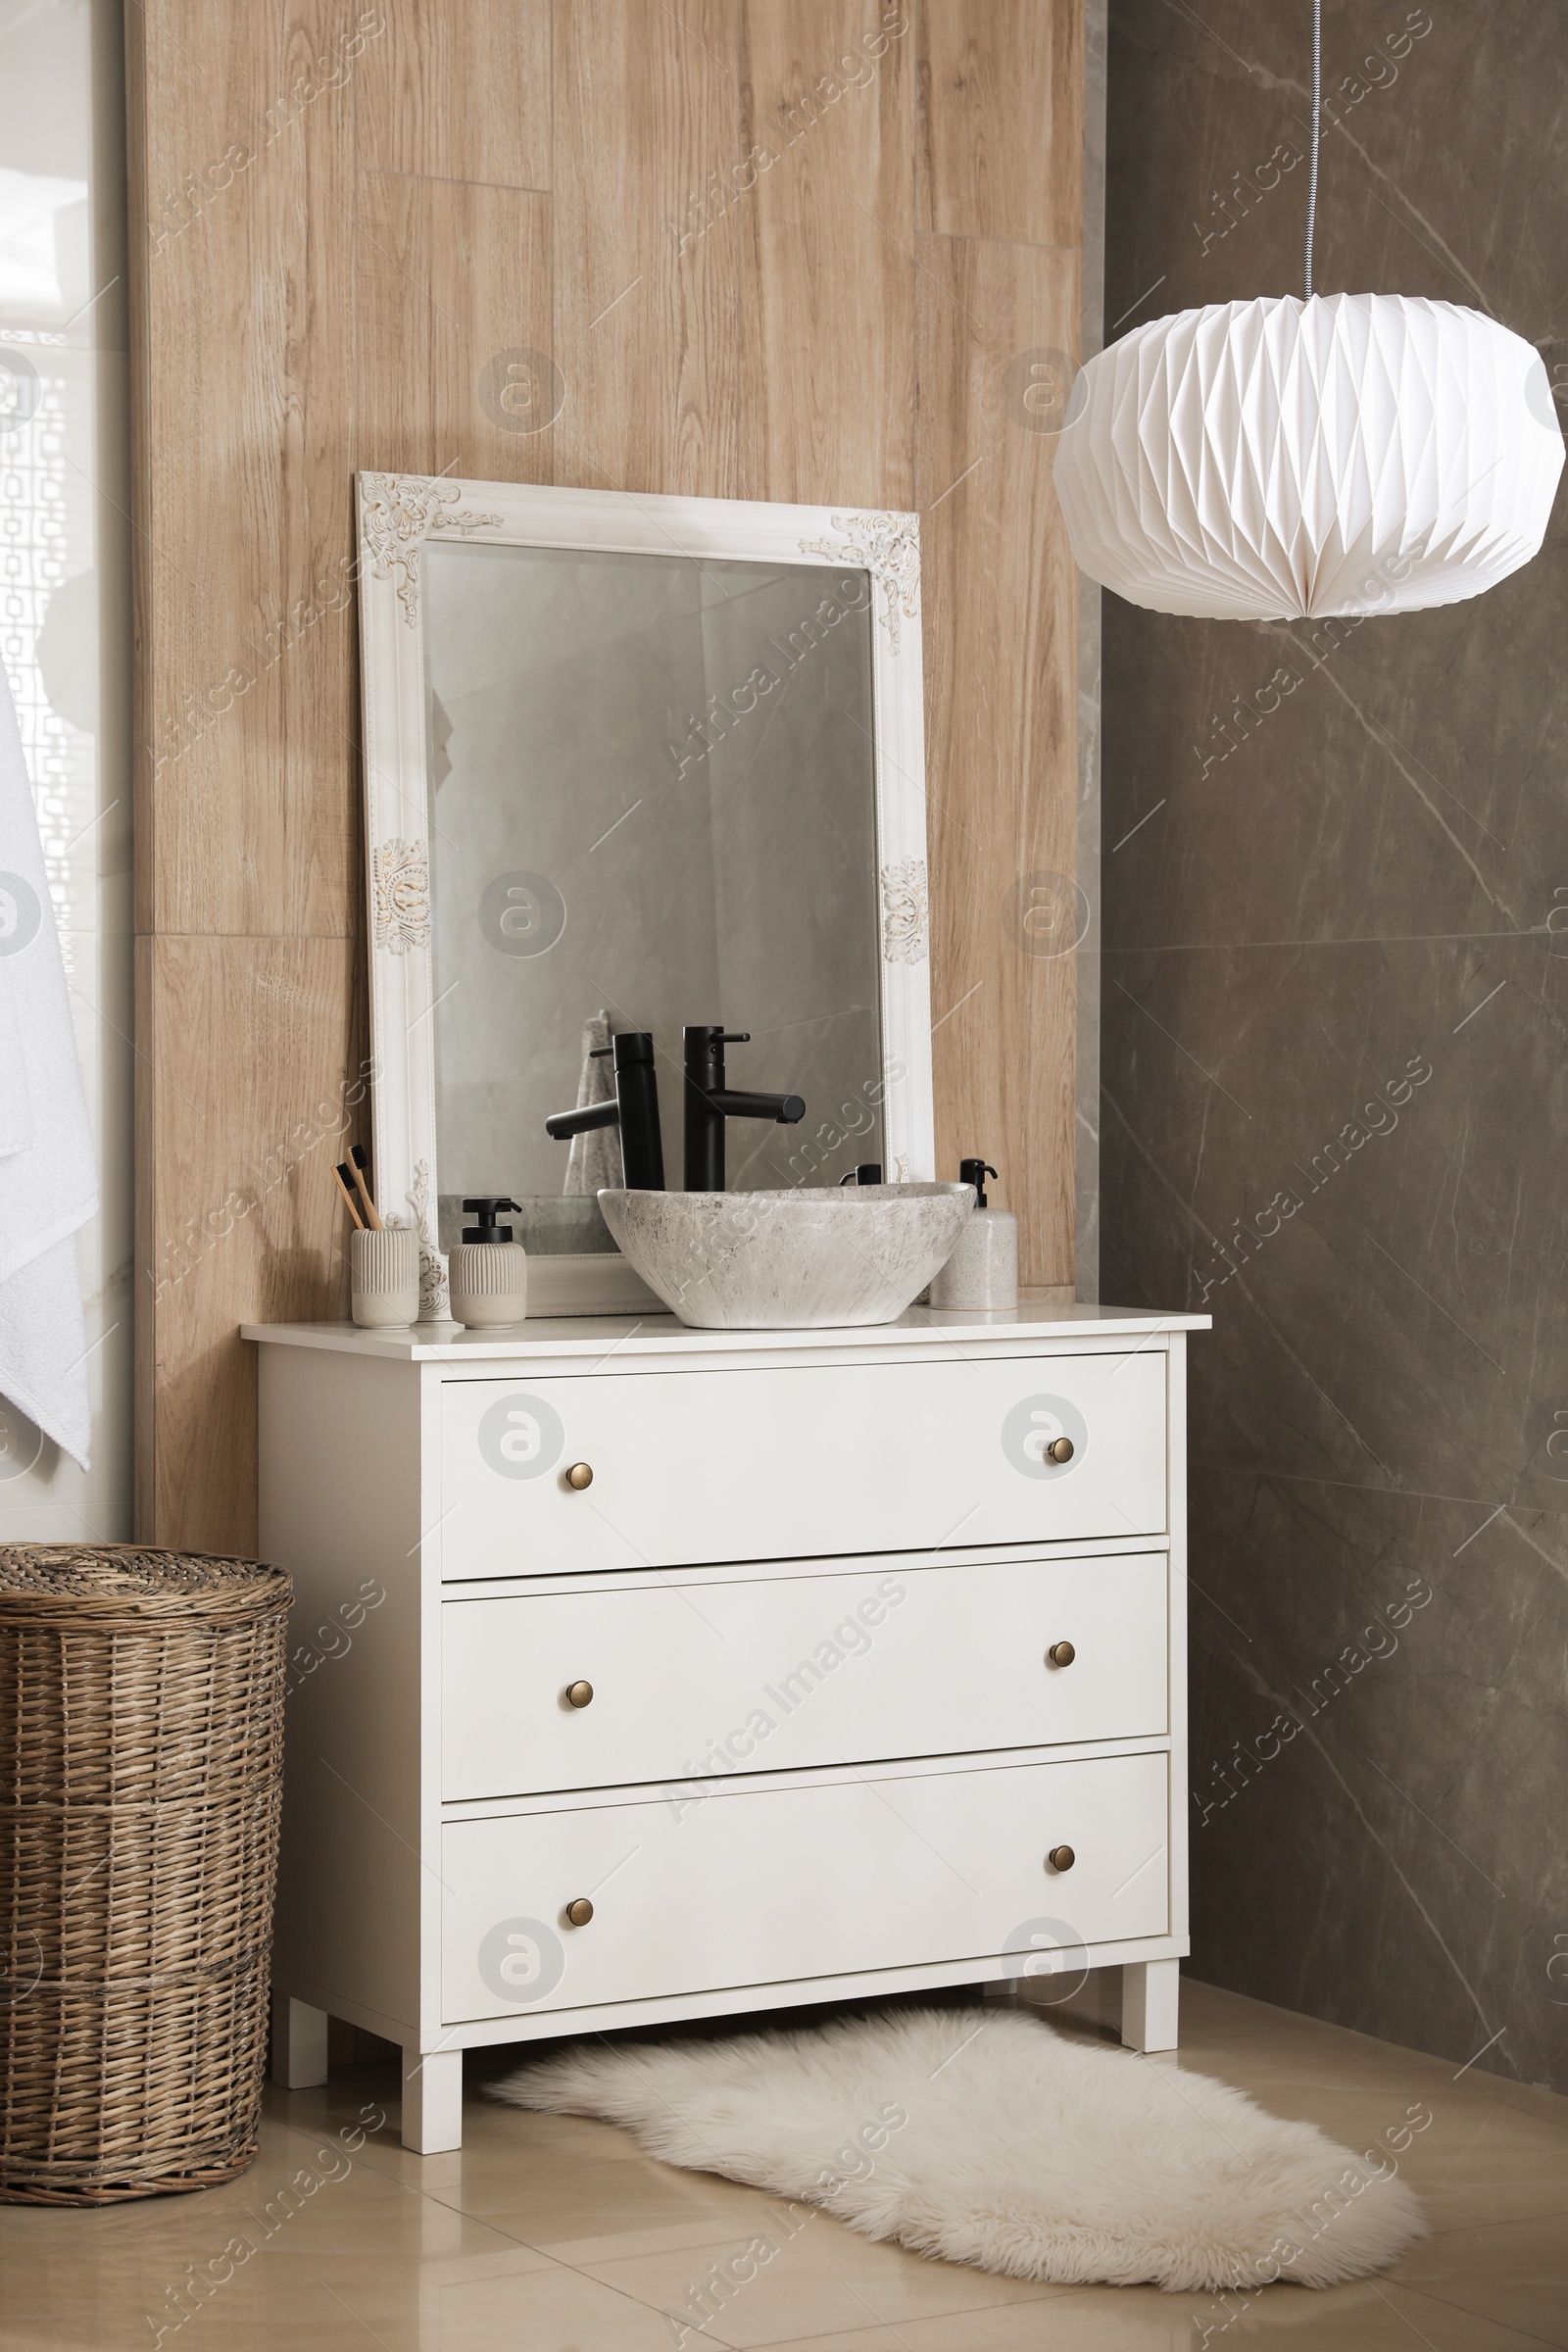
[1175,1986,1568,2118]
[735,2275,1102,2349]
[316,2274,401,2349]
[368,2176,760,2348]
[1395,2203,1568,2245]
[1369,2277,1446,2349]
[1411,2200,1568,2242]
[342,2092,824,2345]
[1387,2276,1566,2349]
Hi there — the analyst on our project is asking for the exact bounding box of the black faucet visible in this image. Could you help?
[683,1024,806,1192]
[545,1031,665,1188]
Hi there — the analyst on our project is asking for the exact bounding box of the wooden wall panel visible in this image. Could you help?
[137,936,360,1552]
[552,0,747,497]
[917,0,1084,247]
[917,234,1082,1281]
[354,0,553,186]
[129,0,368,1544]
[132,1,359,941]
[128,0,1087,1547]
[738,2,915,508]
[354,174,554,480]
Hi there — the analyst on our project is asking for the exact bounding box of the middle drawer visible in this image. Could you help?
[442,1550,1168,1799]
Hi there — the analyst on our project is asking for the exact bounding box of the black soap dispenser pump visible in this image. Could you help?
[449,1196,529,1329]
[930,1156,1019,1309]
[462,1197,519,1243]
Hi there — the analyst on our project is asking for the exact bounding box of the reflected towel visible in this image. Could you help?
[564,1009,624,1196]
[0,668,97,1468]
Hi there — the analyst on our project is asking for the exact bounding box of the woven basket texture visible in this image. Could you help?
[0,1544,291,2204]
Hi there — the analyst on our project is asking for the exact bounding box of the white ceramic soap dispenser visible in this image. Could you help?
[929,1157,1019,1310]
[448,1197,528,1327]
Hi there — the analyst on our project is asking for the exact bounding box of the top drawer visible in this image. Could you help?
[440,1350,1166,1577]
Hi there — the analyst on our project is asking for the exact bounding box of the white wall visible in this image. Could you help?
[0,0,131,1538]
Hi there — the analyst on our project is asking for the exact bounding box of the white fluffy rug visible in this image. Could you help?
[492,2006,1426,2292]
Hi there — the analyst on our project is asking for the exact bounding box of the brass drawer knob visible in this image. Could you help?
[1048,1844,1076,1873]
[1046,1436,1074,1463]
[1047,1641,1076,1669]
[564,1896,595,1928]
[565,1680,594,1708]
[565,1462,594,1490]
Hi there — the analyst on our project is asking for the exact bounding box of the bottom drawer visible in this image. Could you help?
[441,1751,1169,2023]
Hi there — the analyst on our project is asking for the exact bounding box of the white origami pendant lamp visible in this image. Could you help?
[1054,3,1563,619]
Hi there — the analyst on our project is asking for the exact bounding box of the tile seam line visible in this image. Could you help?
[1394,2206,1568,2247]
[397,2194,756,2269]
[681,2278,1089,2345]
[921,227,1085,256]
[527,2215,811,2265]
[1101,932,1539,953]
[1189,1466,1557,1516]
[324,2177,760,2344]
[137,931,360,941]
[1181,1979,1546,2073]
[358,167,552,196]
[1386,2276,1566,2348]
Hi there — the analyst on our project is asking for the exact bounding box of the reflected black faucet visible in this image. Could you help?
[545,1031,665,1188]
[683,1025,806,1192]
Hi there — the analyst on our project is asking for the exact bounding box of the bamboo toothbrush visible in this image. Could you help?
[332,1161,366,1230]
[348,1142,384,1230]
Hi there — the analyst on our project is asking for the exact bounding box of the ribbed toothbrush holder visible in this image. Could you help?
[351,1227,420,1327]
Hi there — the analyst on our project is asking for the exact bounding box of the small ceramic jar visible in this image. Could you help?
[449,1241,528,1328]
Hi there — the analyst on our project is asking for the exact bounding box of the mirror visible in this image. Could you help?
[358,477,933,1317]
[424,542,884,1250]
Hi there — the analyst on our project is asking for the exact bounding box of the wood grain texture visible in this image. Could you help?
[137,935,362,1552]
[354,0,552,188]
[354,172,554,480]
[918,0,1085,249]
[917,232,1081,1283]
[129,1,368,1544]
[736,1,916,507]
[132,0,361,941]
[552,0,748,499]
[129,0,1085,1544]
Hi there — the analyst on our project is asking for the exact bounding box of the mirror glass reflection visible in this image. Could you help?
[423,541,886,1253]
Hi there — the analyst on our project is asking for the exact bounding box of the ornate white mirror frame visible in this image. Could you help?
[355,473,935,1320]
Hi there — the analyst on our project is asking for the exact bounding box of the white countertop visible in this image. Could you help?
[242,1298,1209,1362]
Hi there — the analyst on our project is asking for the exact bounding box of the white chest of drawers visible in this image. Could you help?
[248,1302,1205,2151]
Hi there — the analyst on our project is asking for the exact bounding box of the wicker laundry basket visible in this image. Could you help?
[0,1545,291,2203]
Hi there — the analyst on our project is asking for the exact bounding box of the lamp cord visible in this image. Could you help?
[1303,0,1321,298]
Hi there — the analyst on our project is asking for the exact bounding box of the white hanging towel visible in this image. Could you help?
[0,667,98,1469]
[563,1008,625,1196]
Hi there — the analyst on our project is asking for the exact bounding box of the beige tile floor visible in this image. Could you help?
[1,1980,1564,2350]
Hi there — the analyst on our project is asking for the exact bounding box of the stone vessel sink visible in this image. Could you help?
[598,1184,975,1330]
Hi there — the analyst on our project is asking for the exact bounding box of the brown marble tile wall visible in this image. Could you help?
[1102,0,1568,2091]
